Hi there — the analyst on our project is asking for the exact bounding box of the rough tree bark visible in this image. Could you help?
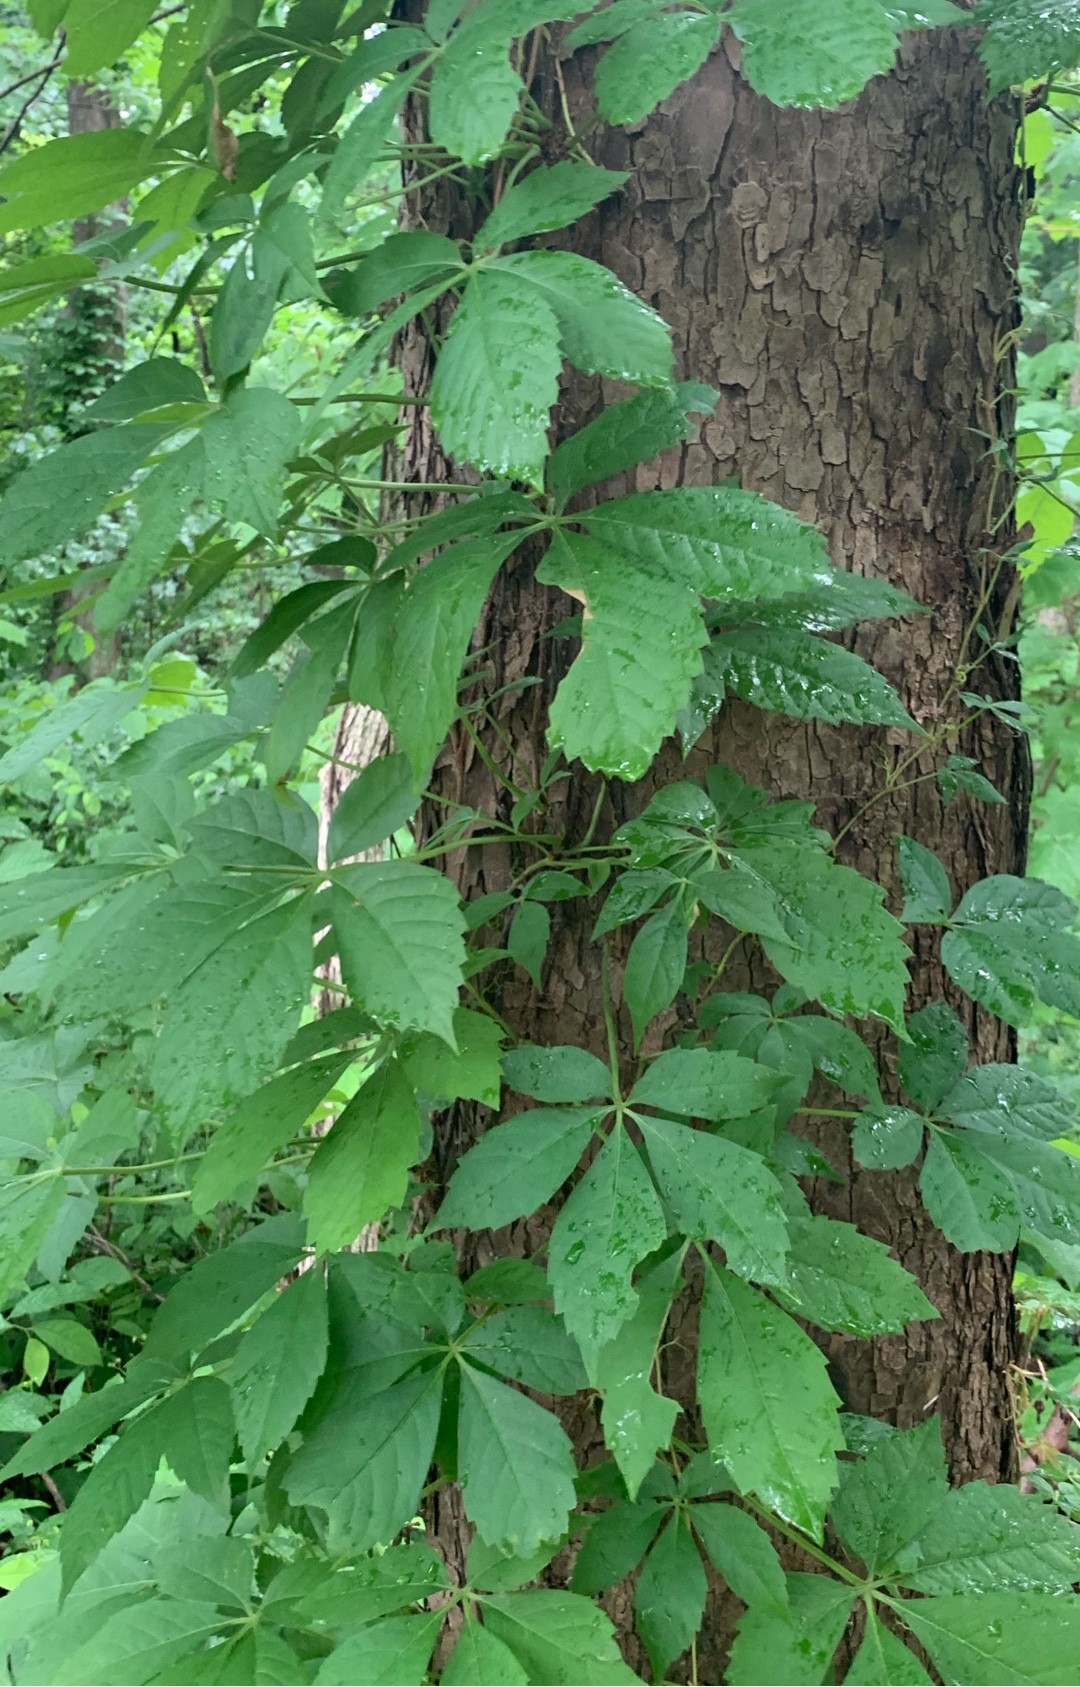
[327,24,1029,1670]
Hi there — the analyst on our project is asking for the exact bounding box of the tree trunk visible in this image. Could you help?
[329,24,1028,1672]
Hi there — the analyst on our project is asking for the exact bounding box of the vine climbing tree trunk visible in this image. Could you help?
[328,24,1029,1671]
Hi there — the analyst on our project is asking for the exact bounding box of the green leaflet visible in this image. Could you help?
[229,1266,329,1466]
[831,1419,948,1572]
[436,1106,601,1229]
[304,1060,424,1251]
[900,1000,968,1110]
[151,893,315,1130]
[0,422,171,569]
[899,1592,1080,1686]
[897,834,953,921]
[59,1377,233,1592]
[852,1105,925,1170]
[623,901,690,1041]
[481,1590,642,1685]
[315,1613,444,1685]
[284,1370,443,1554]
[710,626,917,730]
[629,1047,783,1118]
[429,268,562,485]
[0,127,164,233]
[494,250,673,386]
[548,1124,667,1366]
[919,1130,1022,1252]
[441,1618,529,1685]
[325,752,419,863]
[548,383,718,506]
[773,1215,938,1336]
[428,3,581,164]
[476,162,629,252]
[844,1613,932,1686]
[457,1363,577,1554]
[691,1503,788,1617]
[697,1259,843,1539]
[976,0,1080,93]
[460,1304,587,1395]
[145,1215,306,1361]
[503,1042,613,1103]
[594,10,721,125]
[727,1573,855,1687]
[634,1111,790,1284]
[330,859,465,1046]
[731,0,899,108]
[634,1513,707,1678]
[593,1251,683,1497]
[942,875,1080,1025]
[894,1480,1080,1595]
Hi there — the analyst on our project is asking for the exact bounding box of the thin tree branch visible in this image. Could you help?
[0,43,65,157]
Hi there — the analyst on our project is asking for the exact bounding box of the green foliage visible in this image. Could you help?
[1,3,1080,1683]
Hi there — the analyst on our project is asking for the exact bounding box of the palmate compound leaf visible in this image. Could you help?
[633,1111,790,1284]
[697,1259,843,1538]
[457,1363,577,1555]
[330,859,465,1046]
[303,1059,425,1251]
[941,874,1080,1026]
[730,0,900,108]
[548,1123,667,1367]
[773,1215,939,1337]
[229,1265,329,1467]
[899,1592,1080,1686]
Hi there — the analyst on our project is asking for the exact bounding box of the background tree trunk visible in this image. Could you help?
[329,25,1029,1672]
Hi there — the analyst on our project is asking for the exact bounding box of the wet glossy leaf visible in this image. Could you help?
[623,901,689,1044]
[571,1500,666,1595]
[634,1513,707,1678]
[495,249,673,386]
[436,1106,600,1229]
[635,1112,789,1284]
[698,1260,842,1538]
[895,1480,1080,1594]
[460,1303,586,1395]
[844,1612,933,1685]
[732,0,898,108]
[548,1125,667,1366]
[477,163,627,251]
[229,1268,328,1466]
[900,1592,1080,1685]
[593,1251,683,1498]
[630,1047,782,1119]
[852,1106,925,1170]
[938,1064,1074,1141]
[549,383,717,505]
[976,0,1080,94]
[457,1364,577,1554]
[900,1000,969,1111]
[942,875,1080,1026]
[831,1419,948,1571]
[331,859,465,1045]
[727,1572,855,1686]
[594,10,720,124]
[503,1044,613,1103]
[897,835,953,921]
[712,627,916,730]
[430,269,562,484]
[919,1131,1021,1252]
[774,1216,937,1336]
